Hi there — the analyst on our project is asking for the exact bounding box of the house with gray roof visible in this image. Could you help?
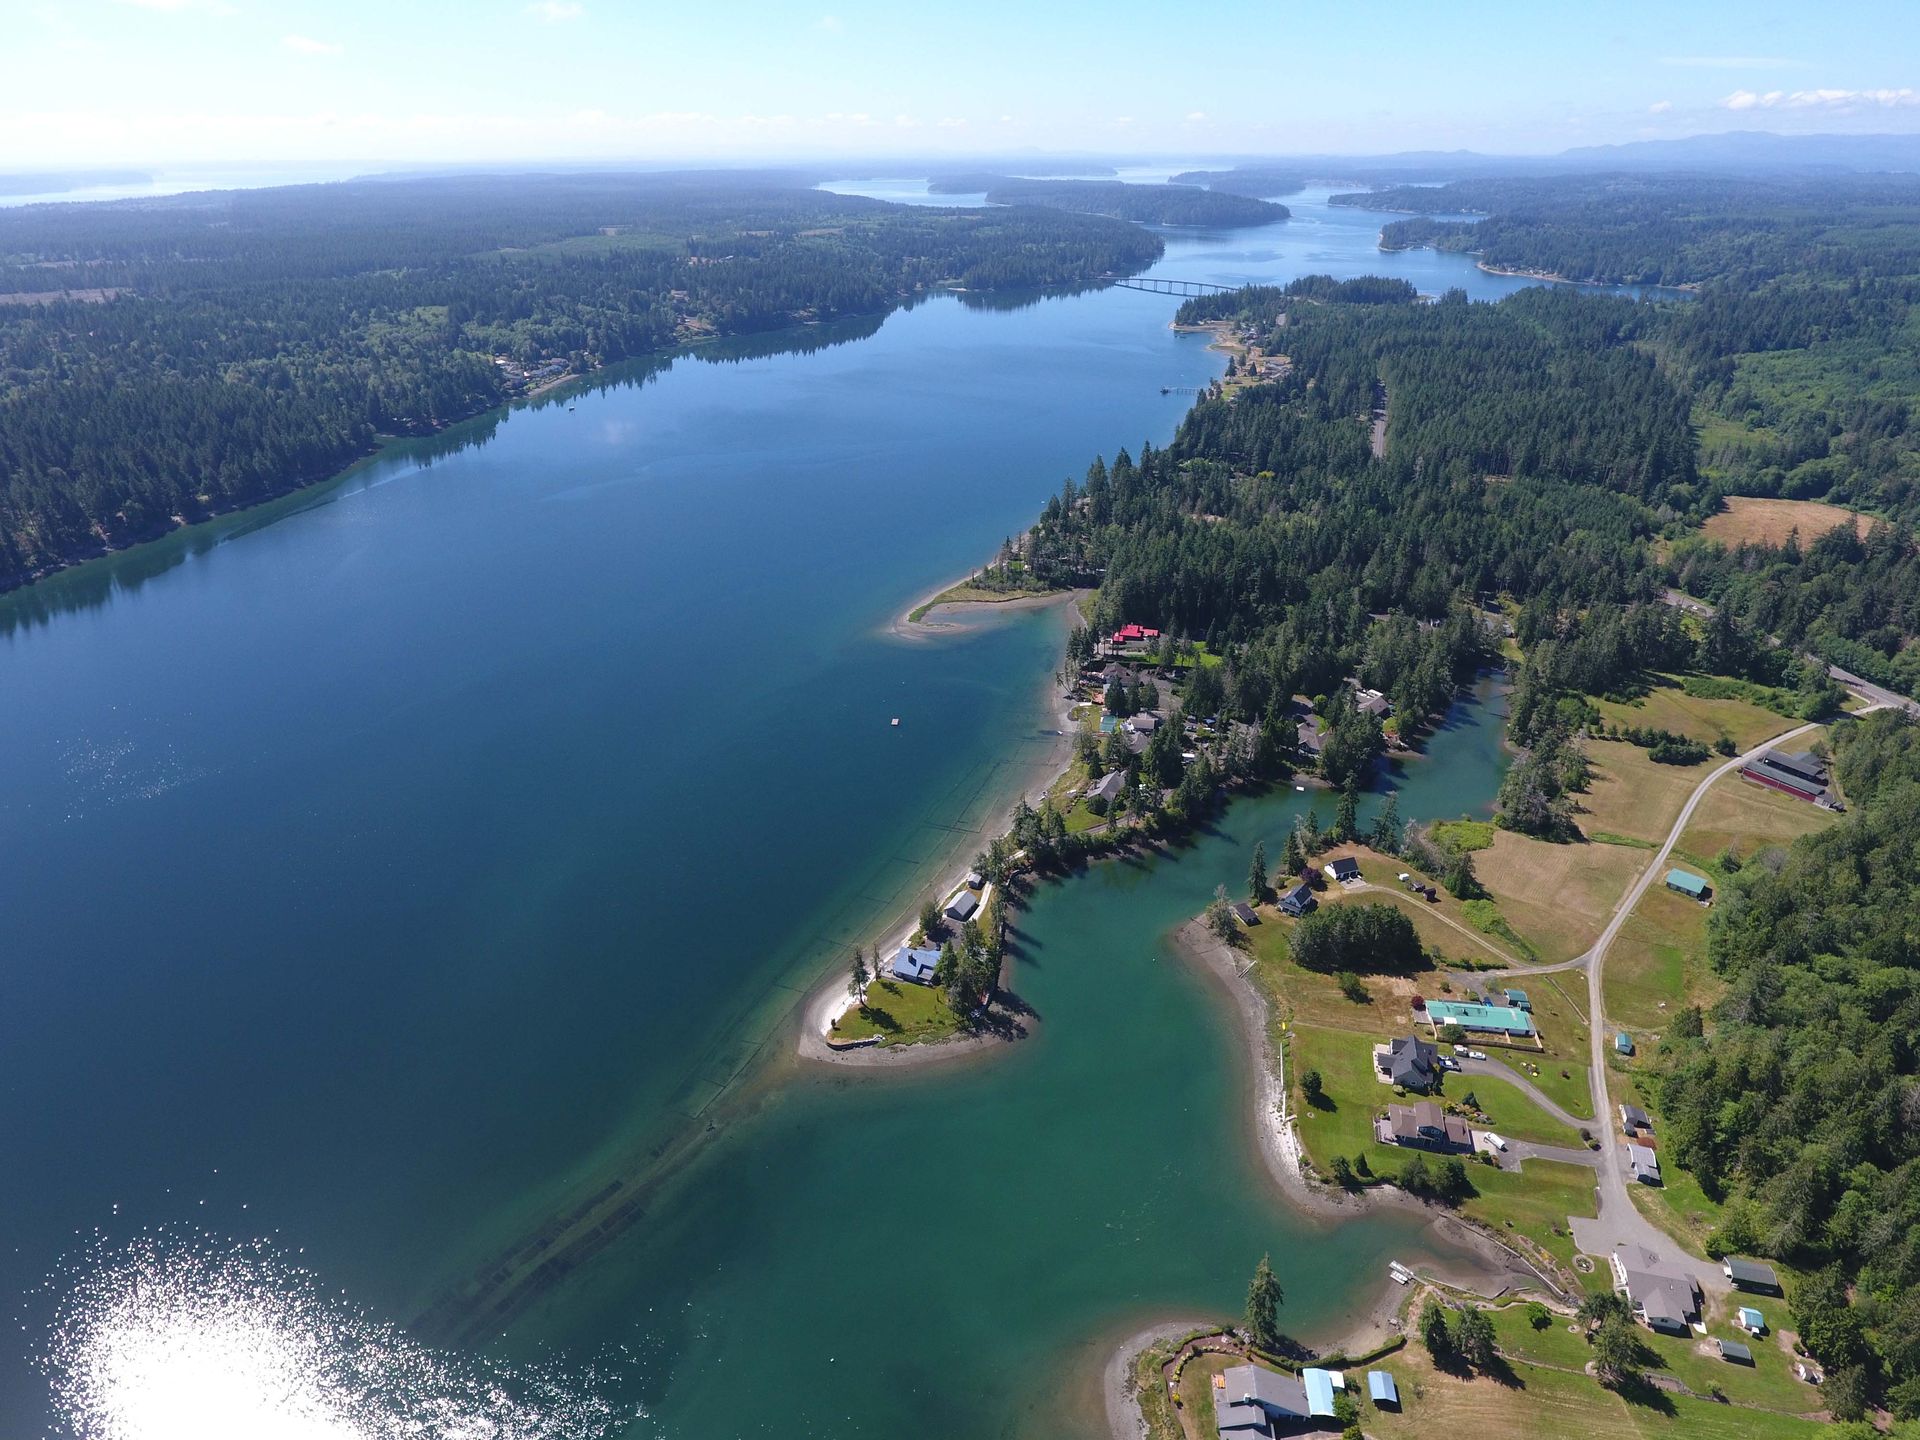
[944,889,980,922]
[1213,1363,1311,1437]
[1620,1102,1652,1135]
[1626,1141,1662,1185]
[1379,1099,1471,1153]
[889,946,942,986]
[1276,880,1315,917]
[1086,770,1126,807]
[1378,1034,1439,1092]
[1611,1244,1701,1333]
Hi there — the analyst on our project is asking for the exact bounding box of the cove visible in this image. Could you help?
[2,185,1560,1432]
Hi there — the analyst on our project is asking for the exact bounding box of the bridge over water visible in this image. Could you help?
[1101,275,1239,297]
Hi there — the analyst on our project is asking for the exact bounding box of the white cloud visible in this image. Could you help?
[1648,99,1673,113]
[814,14,842,30]
[282,33,343,57]
[936,116,966,129]
[526,1,584,20]
[111,0,235,11]
[1659,55,1795,69]
[1184,110,1208,122]
[1724,86,1920,111]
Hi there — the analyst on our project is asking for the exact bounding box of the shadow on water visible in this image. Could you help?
[0,311,898,640]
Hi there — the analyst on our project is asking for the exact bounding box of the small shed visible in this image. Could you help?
[1367,1370,1400,1408]
[1717,1338,1755,1365]
[1231,900,1258,926]
[945,889,980,922]
[1615,1030,1635,1056]
[1504,987,1531,1011]
[1738,1307,1767,1334]
[1666,868,1711,900]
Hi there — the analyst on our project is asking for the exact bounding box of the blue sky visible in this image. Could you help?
[5,0,1919,167]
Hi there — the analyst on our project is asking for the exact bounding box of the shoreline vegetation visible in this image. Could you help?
[0,172,1164,596]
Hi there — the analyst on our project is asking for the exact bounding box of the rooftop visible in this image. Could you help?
[1425,999,1535,1036]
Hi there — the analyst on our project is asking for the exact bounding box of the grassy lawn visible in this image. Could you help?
[1462,1159,1599,1274]
[1593,678,1801,753]
[1341,1301,1829,1440]
[1477,829,1648,964]
[1604,887,1712,1037]
[1677,762,1835,865]
[1456,1074,1582,1146]
[828,978,962,1047]
[1574,741,1714,846]
[1431,817,1496,852]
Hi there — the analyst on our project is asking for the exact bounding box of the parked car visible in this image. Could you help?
[1469,1050,1489,1061]
[1484,1132,1508,1152]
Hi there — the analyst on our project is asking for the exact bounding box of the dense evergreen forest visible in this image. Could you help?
[0,171,1160,589]
[1659,708,1920,1419]
[1166,167,1307,199]
[1013,218,1918,1405]
[924,175,1288,226]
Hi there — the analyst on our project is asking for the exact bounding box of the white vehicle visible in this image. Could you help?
[1469,1049,1489,1061]
[1484,1132,1509,1152]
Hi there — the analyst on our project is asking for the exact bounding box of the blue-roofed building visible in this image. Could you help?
[1616,1030,1635,1055]
[1424,999,1535,1037]
[1368,1370,1400,1407]
[1666,868,1711,900]
[1738,1307,1767,1334]
[1301,1368,1338,1418]
[890,946,942,985]
[1504,987,1530,1011]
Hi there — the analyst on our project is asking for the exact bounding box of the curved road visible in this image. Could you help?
[1563,721,1823,1290]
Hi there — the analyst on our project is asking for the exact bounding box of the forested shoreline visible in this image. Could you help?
[0,172,1160,591]
[990,177,1920,1411]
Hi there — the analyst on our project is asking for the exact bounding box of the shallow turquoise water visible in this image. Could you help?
[2,189,1547,1430]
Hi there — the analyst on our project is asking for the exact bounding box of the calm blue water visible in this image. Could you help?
[3,188,1552,1432]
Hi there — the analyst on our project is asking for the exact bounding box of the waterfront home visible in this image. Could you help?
[1610,1244,1702,1333]
[1296,716,1325,757]
[1213,1364,1311,1437]
[944,889,980,922]
[1423,998,1535,1038]
[1276,880,1315,917]
[1620,1102,1653,1135]
[1322,855,1361,885]
[1086,770,1126,807]
[1377,1034,1439,1092]
[1109,622,1160,648]
[1231,900,1259,926]
[1724,1257,1782,1294]
[1378,1099,1472,1152]
[1353,687,1390,718]
[889,946,942,985]
[1741,748,1832,804]
[1367,1371,1399,1408]
[1665,868,1711,901]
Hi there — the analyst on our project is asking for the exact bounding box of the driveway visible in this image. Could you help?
[1457,1054,1592,1132]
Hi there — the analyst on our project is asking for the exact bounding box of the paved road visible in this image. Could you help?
[1659,590,1920,718]
[1569,721,1823,1293]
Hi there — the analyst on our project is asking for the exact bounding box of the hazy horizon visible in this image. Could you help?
[6,0,1919,170]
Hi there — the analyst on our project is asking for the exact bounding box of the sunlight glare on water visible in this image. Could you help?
[38,1233,632,1440]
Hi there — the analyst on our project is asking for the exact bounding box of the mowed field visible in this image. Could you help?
[1677,759,1835,863]
[1593,681,1801,753]
[1475,830,1646,964]
[1701,496,1869,549]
